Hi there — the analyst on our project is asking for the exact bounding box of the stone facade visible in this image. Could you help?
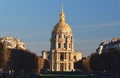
[37,56,50,72]
[49,8,82,72]
[41,7,82,72]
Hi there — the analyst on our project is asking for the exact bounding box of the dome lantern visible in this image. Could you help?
[59,5,65,23]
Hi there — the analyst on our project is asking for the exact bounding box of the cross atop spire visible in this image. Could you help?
[59,5,65,22]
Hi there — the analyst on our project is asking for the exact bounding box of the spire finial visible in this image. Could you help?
[62,4,64,13]
[59,4,65,22]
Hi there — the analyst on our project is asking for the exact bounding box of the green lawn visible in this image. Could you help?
[39,76,89,78]
[37,75,90,78]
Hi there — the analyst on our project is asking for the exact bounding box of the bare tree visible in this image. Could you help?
[0,43,10,71]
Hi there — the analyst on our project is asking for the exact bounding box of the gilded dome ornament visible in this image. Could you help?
[52,6,72,34]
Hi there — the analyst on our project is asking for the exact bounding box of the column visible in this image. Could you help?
[58,63,59,71]
[65,53,66,60]
[56,41,58,49]
[63,53,64,61]
[58,52,60,61]
[64,63,65,71]
[66,53,68,61]
[56,63,58,71]
[57,53,58,61]
[66,63,68,71]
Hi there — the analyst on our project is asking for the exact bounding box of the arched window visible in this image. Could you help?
[58,33,62,38]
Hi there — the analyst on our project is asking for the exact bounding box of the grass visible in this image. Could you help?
[36,75,90,78]
[38,76,89,78]
[28,72,92,78]
[39,76,88,78]
[14,75,91,78]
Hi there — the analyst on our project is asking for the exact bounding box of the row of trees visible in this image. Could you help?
[90,49,120,73]
[0,43,38,76]
[74,49,120,74]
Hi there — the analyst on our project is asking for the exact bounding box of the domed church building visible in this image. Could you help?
[49,7,82,72]
[41,7,82,72]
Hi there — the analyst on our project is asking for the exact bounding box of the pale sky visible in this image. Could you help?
[0,0,120,56]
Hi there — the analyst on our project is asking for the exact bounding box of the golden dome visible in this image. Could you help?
[52,7,72,33]
[53,22,72,33]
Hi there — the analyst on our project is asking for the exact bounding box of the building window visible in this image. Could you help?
[74,56,76,61]
[71,36,72,39]
[60,53,64,61]
[58,33,62,38]
[68,63,71,70]
[64,35,65,38]
[58,43,61,48]
[64,43,67,49]
[65,63,66,70]
[65,53,66,60]
[59,34,60,38]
